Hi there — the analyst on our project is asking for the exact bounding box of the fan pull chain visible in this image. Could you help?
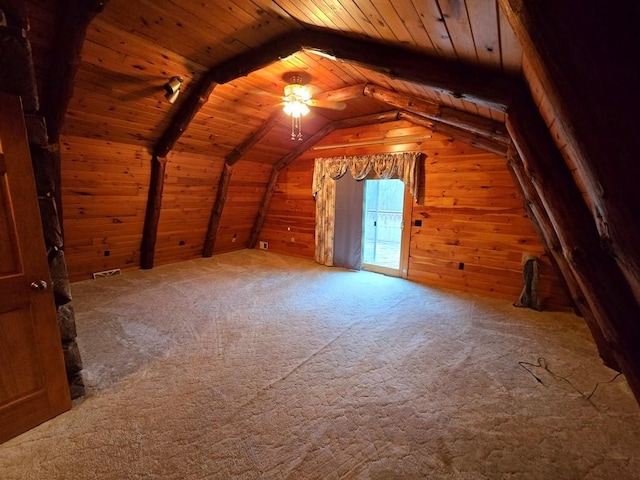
[291,115,303,141]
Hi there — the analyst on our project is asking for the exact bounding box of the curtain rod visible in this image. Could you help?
[312,134,431,151]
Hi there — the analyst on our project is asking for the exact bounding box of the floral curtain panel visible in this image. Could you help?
[312,152,422,266]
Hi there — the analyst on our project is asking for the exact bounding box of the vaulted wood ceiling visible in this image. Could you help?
[28,0,518,158]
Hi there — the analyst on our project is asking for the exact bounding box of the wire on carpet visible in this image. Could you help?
[518,357,622,403]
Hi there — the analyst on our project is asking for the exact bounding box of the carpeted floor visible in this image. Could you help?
[1,250,639,479]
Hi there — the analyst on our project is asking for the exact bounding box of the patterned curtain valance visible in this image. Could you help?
[312,152,422,201]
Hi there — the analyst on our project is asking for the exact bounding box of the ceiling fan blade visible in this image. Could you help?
[307,98,347,110]
[248,89,284,100]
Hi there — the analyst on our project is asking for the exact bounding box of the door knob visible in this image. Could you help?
[30,280,48,291]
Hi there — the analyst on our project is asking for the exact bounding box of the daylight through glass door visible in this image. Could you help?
[362,179,405,272]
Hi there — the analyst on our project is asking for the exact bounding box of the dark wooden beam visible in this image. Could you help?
[318,83,509,146]
[31,0,107,243]
[202,163,233,258]
[398,111,508,157]
[507,87,640,403]
[499,0,640,307]
[247,121,338,248]
[364,85,508,145]
[154,79,217,158]
[299,27,516,111]
[40,0,109,142]
[140,155,167,269]
[248,168,281,250]
[154,26,517,161]
[506,146,618,370]
[200,111,283,256]
[226,111,283,166]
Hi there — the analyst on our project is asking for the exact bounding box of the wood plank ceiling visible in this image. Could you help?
[28,0,520,160]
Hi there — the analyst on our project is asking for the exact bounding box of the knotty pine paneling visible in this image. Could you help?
[263,121,571,310]
[213,160,273,254]
[154,151,225,266]
[413,137,570,310]
[61,136,151,281]
[260,157,316,258]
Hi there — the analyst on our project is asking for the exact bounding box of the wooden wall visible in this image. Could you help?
[153,151,223,266]
[262,120,572,311]
[61,136,150,281]
[260,156,316,258]
[61,139,274,278]
[61,118,571,311]
[214,159,273,255]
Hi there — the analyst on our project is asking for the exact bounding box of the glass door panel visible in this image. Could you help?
[362,179,405,273]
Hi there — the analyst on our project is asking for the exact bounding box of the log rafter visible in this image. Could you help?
[201,111,285,257]
[507,87,640,402]
[319,84,509,146]
[498,0,640,305]
[40,0,109,143]
[506,145,617,370]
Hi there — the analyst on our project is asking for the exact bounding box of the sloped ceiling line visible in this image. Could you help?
[506,146,618,371]
[152,24,517,160]
[317,83,510,145]
[508,86,640,401]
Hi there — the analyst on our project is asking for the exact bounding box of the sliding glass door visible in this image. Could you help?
[362,179,410,276]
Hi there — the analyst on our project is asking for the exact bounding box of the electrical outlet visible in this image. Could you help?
[290,237,295,243]
[259,241,268,250]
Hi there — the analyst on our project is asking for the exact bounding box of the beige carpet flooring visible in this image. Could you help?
[1,250,639,479]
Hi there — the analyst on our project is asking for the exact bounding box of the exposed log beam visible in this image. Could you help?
[299,27,516,111]
[35,0,108,242]
[248,168,282,250]
[202,163,233,258]
[363,85,508,145]
[499,0,640,303]
[156,26,516,161]
[318,83,509,146]
[249,122,328,248]
[506,146,618,370]
[40,0,109,142]
[397,111,507,157]
[154,79,217,158]
[507,87,640,403]
[140,155,167,269]
[364,84,440,117]
[226,111,284,166]
[200,111,284,256]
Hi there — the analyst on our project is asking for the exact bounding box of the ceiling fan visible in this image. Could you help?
[257,72,346,141]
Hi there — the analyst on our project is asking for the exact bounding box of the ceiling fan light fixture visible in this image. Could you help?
[283,82,311,117]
